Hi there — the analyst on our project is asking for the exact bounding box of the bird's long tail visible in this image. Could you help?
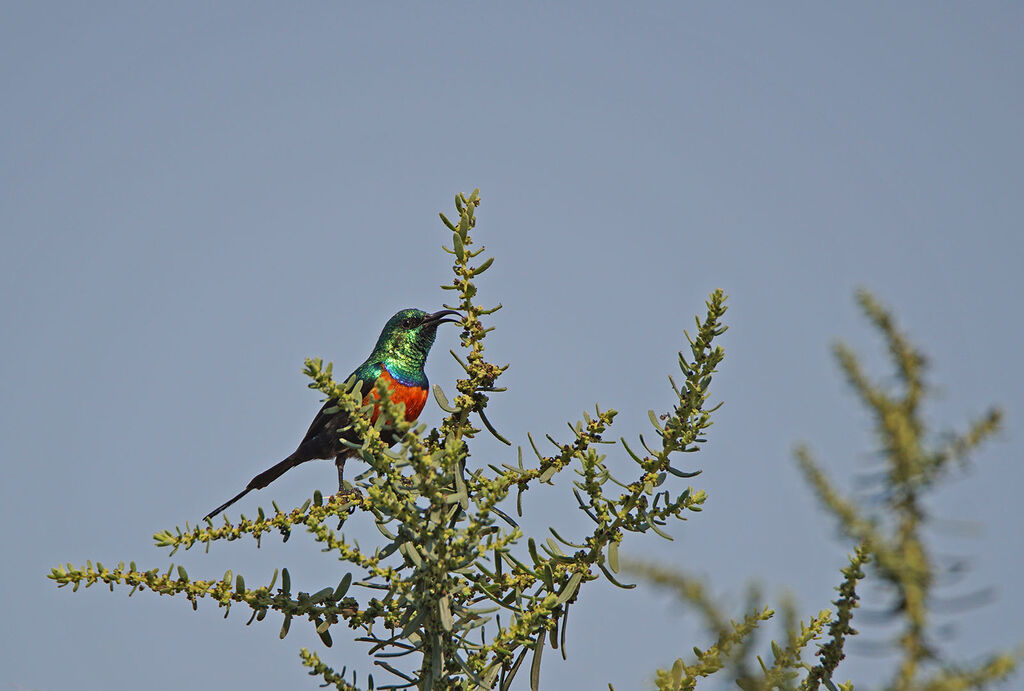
[204,454,303,520]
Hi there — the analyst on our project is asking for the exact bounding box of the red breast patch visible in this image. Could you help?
[364,366,428,423]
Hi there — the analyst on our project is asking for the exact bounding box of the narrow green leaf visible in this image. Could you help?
[501,647,530,691]
[400,604,429,639]
[672,658,685,684]
[530,634,545,691]
[432,384,460,413]
[439,595,454,631]
[549,527,585,548]
[401,541,423,567]
[311,587,334,604]
[665,465,702,478]
[480,406,511,445]
[646,519,675,541]
[472,256,495,276]
[597,561,636,589]
[540,564,554,591]
[528,538,541,565]
[608,541,620,573]
[333,573,352,600]
[556,572,584,605]
[454,470,470,511]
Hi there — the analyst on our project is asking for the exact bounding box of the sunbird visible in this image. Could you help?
[204,308,461,519]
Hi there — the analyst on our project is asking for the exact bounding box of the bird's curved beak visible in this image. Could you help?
[423,309,462,327]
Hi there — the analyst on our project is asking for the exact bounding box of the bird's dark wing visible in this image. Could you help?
[291,365,380,461]
[288,398,351,461]
[204,399,358,520]
[203,365,381,520]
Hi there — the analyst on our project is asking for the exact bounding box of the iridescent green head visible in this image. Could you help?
[367,308,461,375]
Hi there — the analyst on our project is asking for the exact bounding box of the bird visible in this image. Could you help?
[204,308,461,520]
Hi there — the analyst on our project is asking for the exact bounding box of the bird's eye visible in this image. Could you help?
[400,317,416,328]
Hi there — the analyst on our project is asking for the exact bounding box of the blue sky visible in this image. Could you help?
[2,3,1022,689]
